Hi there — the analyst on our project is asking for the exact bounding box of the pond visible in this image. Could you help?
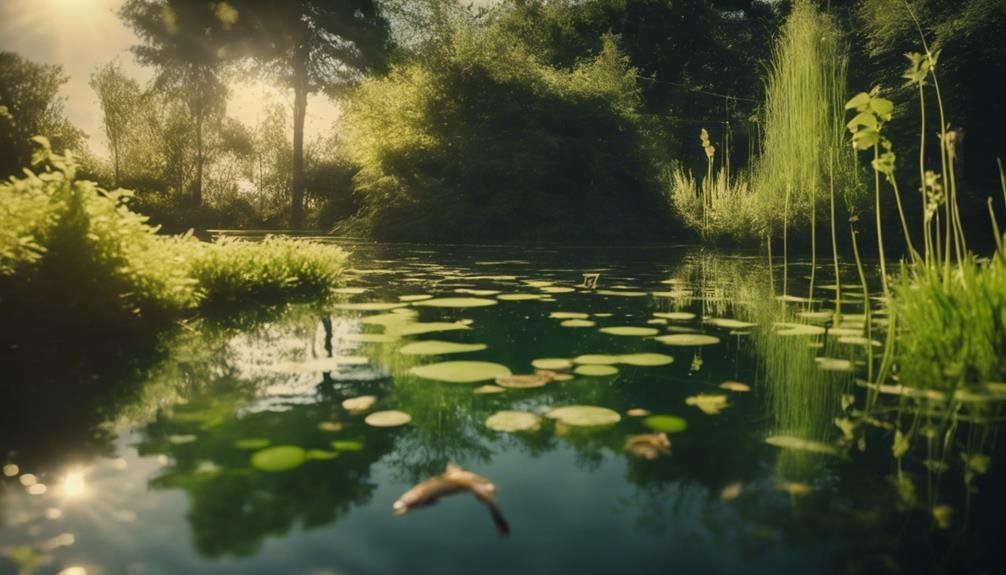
[1,241,1002,575]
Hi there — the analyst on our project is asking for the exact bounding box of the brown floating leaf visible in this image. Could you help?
[473,384,506,395]
[485,411,542,432]
[626,408,651,417]
[318,421,344,432]
[495,373,551,389]
[624,433,671,459]
[342,395,377,413]
[538,370,573,382]
[685,394,730,414]
[721,482,743,502]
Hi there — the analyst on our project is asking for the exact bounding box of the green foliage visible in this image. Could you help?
[340,22,671,241]
[894,258,1006,391]
[0,52,83,178]
[0,143,348,334]
[755,0,860,231]
[668,164,761,243]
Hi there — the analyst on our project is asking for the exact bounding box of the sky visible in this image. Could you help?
[0,0,341,156]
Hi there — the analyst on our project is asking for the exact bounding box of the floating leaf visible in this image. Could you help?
[410,361,511,383]
[627,408,651,417]
[532,358,573,370]
[235,438,271,450]
[497,293,545,301]
[398,322,472,336]
[333,287,368,295]
[333,302,406,311]
[168,434,197,445]
[398,340,488,356]
[539,370,573,381]
[624,433,671,459]
[773,323,826,337]
[765,435,839,455]
[721,482,743,502]
[485,411,542,432]
[596,290,647,297]
[599,326,659,336]
[473,384,506,395]
[573,364,619,376]
[547,405,621,427]
[778,482,811,497]
[573,354,620,365]
[643,415,688,433]
[550,311,589,319]
[705,318,757,330]
[495,373,551,389]
[655,334,720,346]
[455,288,501,296]
[342,395,377,412]
[307,449,340,460]
[331,440,364,451]
[719,381,750,392]
[686,394,729,415]
[251,446,308,472]
[398,294,434,302]
[560,319,596,327]
[413,297,497,308]
[318,421,344,432]
[617,353,673,366]
[815,357,854,372]
[365,410,412,427]
[541,286,575,293]
[653,311,696,321]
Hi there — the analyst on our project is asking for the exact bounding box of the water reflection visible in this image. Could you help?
[1,244,1003,574]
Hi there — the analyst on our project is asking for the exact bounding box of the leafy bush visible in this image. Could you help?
[0,141,348,335]
[668,165,762,243]
[338,24,673,242]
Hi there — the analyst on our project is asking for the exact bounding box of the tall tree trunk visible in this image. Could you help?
[291,50,308,228]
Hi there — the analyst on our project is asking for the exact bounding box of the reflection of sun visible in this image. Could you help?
[59,469,89,500]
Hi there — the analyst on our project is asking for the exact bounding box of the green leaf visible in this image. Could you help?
[250,445,308,472]
[869,97,894,120]
[851,129,879,151]
[845,92,871,111]
[846,111,878,132]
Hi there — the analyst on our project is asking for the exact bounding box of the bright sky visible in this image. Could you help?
[0,0,341,156]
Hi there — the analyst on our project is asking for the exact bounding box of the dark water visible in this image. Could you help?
[1,242,1002,575]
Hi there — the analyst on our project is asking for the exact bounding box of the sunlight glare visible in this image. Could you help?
[59,469,89,500]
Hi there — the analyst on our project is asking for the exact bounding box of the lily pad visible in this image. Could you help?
[398,322,472,336]
[719,381,751,392]
[627,408,651,417]
[765,435,839,455]
[550,311,590,319]
[546,405,622,427]
[414,297,498,308]
[485,411,542,432]
[599,326,660,336]
[473,384,507,394]
[573,364,619,376]
[653,312,696,321]
[398,340,488,356]
[333,287,368,295]
[496,373,552,388]
[251,446,308,472]
[398,294,434,302]
[307,449,340,460]
[342,395,377,412]
[532,358,573,370]
[455,288,501,296]
[331,440,364,451]
[560,319,596,327]
[497,293,545,301]
[365,410,412,427]
[235,438,271,450]
[815,357,854,372]
[596,290,647,297]
[333,302,407,311]
[705,318,757,330]
[686,394,729,415]
[624,433,671,459]
[655,334,720,346]
[410,361,512,383]
[774,323,826,336]
[617,353,674,366]
[540,286,575,294]
[573,354,620,365]
[642,415,688,433]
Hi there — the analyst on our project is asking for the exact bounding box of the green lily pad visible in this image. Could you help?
[168,434,198,445]
[573,354,620,365]
[550,311,590,319]
[574,364,619,376]
[398,340,488,356]
[342,395,377,412]
[496,373,552,388]
[473,384,507,394]
[365,410,412,427]
[455,288,501,296]
[642,415,688,433]
[398,322,472,336]
[307,449,340,460]
[596,290,647,297]
[333,287,368,295]
[765,435,839,455]
[485,410,542,432]
[250,446,308,472]
[774,323,826,336]
[654,334,720,346]
[599,326,660,336]
[815,357,854,372]
[497,293,545,301]
[333,302,407,311]
[653,312,696,321]
[541,286,575,293]
[409,361,512,383]
[547,405,622,427]
[398,294,434,302]
[705,318,757,329]
[531,358,574,370]
[235,438,271,450]
[413,297,498,308]
[331,440,364,451]
[560,319,596,327]
[617,353,674,366]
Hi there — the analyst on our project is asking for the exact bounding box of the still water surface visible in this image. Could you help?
[1,242,1001,574]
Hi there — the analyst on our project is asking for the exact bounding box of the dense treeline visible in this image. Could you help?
[0,0,1002,245]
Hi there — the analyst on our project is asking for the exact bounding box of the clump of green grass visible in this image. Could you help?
[0,139,348,334]
[668,163,761,243]
[755,0,859,232]
[191,236,348,307]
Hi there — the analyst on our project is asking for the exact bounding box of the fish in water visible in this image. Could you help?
[393,463,510,535]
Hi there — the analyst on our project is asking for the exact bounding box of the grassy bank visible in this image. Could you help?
[0,140,348,337]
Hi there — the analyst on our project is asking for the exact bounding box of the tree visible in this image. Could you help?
[0,52,83,178]
[225,1,391,227]
[120,0,232,208]
[90,61,142,187]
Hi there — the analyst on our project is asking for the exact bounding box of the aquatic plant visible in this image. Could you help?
[667,161,760,243]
